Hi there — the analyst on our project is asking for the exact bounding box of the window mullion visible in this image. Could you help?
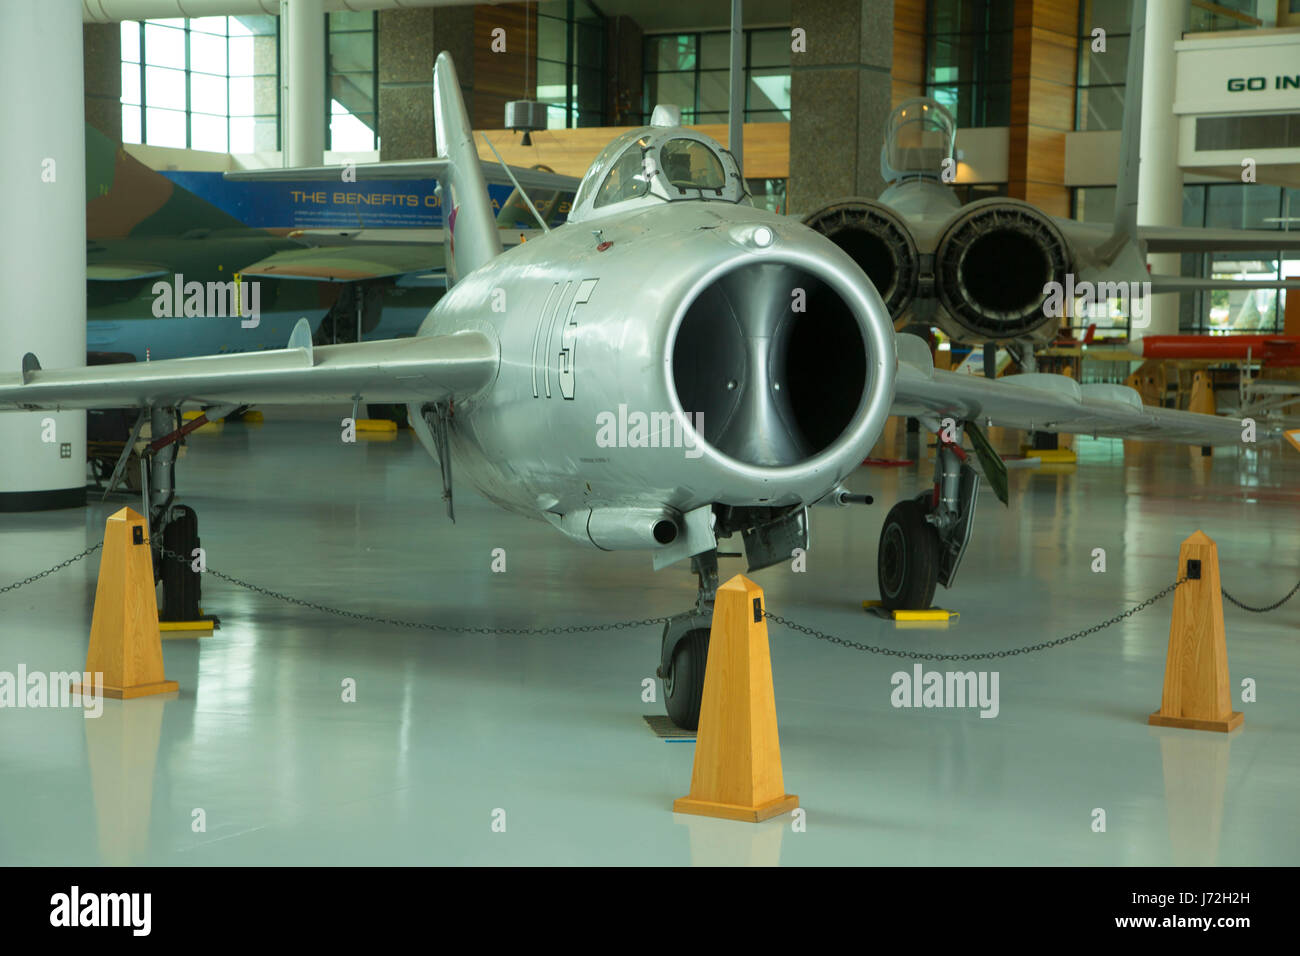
[184,20,191,149]
[139,21,148,144]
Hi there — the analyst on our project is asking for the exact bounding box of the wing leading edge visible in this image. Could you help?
[890,335,1249,446]
[0,329,498,411]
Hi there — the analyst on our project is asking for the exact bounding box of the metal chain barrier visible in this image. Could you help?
[764,579,1187,662]
[0,541,103,595]
[2,540,1296,656]
[1222,579,1300,613]
[154,546,673,636]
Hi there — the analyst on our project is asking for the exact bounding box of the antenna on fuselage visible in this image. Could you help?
[480,132,551,234]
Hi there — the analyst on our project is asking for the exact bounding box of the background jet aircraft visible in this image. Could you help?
[86,122,576,360]
[2,52,1264,730]
[801,0,1300,363]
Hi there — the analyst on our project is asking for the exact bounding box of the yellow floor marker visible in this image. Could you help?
[863,600,958,625]
[1019,445,1077,464]
[74,507,178,700]
[1148,531,1242,733]
[160,620,214,638]
[674,575,798,823]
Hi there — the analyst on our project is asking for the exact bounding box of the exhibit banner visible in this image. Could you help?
[159,171,522,230]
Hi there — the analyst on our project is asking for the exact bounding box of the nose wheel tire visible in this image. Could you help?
[662,628,710,731]
[877,498,940,611]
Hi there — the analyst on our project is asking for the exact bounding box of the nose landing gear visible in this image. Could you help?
[658,549,718,731]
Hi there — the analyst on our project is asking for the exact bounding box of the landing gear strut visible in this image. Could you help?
[138,406,205,621]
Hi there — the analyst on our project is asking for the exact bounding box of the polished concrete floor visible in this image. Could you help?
[1,407,1297,866]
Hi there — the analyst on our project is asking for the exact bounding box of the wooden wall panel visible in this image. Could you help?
[892,78,923,105]
[1007,0,1079,215]
[1022,180,1072,217]
[1027,76,1076,130]
[894,0,926,34]
[478,122,789,180]
[1029,28,1078,87]
[1033,0,1081,36]
[892,0,927,107]
[471,3,537,131]
[1023,126,1067,183]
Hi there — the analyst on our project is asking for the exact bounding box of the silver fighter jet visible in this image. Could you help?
[0,52,1260,729]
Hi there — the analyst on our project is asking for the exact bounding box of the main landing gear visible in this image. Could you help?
[877,420,981,611]
[655,437,981,726]
[100,406,213,622]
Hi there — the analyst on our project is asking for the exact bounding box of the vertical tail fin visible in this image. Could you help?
[1111,0,1146,245]
[433,52,502,284]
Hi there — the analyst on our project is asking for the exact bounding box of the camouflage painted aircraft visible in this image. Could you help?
[85,122,576,361]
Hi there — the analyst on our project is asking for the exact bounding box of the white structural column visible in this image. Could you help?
[728,0,744,176]
[0,0,86,510]
[1136,0,1185,337]
[281,0,326,167]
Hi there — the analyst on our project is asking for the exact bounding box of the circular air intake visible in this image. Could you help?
[803,200,918,319]
[670,260,868,468]
[934,199,1072,341]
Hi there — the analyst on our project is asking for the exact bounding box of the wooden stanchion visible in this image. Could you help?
[1188,370,1216,416]
[673,575,798,823]
[75,507,178,700]
[1148,531,1242,733]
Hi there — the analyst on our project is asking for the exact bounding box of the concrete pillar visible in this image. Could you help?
[1137,0,1185,336]
[281,0,326,166]
[0,0,86,510]
[378,6,474,161]
[787,0,894,214]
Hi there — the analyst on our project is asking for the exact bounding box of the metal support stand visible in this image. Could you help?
[931,423,980,589]
[147,406,177,535]
[691,548,720,617]
[424,401,455,522]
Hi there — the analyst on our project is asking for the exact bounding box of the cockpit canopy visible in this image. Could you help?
[567,119,748,224]
[880,96,956,184]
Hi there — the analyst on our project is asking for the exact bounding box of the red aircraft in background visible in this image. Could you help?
[1129,334,1300,367]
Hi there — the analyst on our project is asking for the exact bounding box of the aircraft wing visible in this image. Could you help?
[0,325,497,411]
[86,261,171,282]
[238,243,446,281]
[891,336,1248,446]
[225,159,580,194]
[1149,274,1300,293]
[1140,226,1300,253]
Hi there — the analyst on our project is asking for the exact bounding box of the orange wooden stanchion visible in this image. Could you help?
[1149,531,1242,733]
[674,575,798,822]
[75,507,178,700]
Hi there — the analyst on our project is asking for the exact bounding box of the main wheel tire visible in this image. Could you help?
[159,506,201,622]
[663,628,709,731]
[877,498,940,611]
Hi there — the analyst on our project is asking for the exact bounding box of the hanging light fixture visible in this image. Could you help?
[505,0,547,146]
